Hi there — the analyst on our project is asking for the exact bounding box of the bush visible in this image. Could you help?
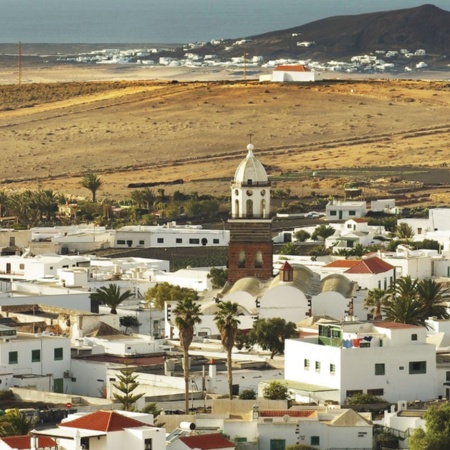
[239,389,256,400]
[263,381,291,400]
[344,393,386,405]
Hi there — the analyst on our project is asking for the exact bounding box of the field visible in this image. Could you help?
[1,65,450,205]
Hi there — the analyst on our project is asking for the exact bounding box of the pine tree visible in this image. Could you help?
[112,365,144,411]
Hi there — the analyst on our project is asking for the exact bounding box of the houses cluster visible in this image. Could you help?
[2,144,450,449]
[54,39,432,76]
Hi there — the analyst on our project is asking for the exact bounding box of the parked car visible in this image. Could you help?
[305,211,324,218]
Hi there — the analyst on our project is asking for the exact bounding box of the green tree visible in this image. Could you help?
[145,282,197,311]
[344,392,386,405]
[173,297,202,413]
[248,317,298,359]
[410,402,450,450]
[91,284,134,314]
[417,278,450,320]
[393,222,415,240]
[364,288,387,320]
[263,381,291,400]
[239,389,256,400]
[293,229,311,242]
[0,409,36,436]
[208,268,228,289]
[112,365,144,411]
[80,172,103,202]
[140,402,161,418]
[278,242,302,256]
[214,301,243,399]
[311,224,335,241]
[120,315,141,334]
[0,190,8,217]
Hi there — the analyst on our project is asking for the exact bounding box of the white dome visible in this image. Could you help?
[233,144,268,184]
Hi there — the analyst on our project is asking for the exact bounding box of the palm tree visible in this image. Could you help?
[417,279,450,320]
[90,284,133,314]
[0,409,36,436]
[393,223,415,241]
[312,224,336,241]
[382,294,428,327]
[364,288,386,320]
[173,297,202,413]
[80,172,103,203]
[0,190,8,217]
[214,301,243,399]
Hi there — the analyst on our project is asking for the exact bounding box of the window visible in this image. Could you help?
[375,363,385,376]
[330,364,336,375]
[346,390,363,398]
[446,371,450,382]
[213,239,219,244]
[117,240,125,245]
[349,210,356,216]
[315,361,321,372]
[176,238,182,244]
[144,438,152,450]
[32,349,41,362]
[311,436,320,446]
[330,210,337,216]
[189,238,200,244]
[19,263,25,270]
[157,238,164,244]
[304,359,310,370]
[54,348,63,361]
[368,388,384,396]
[9,351,18,365]
[255,251,263,268]
[409,361,426,374]
[238,250,246,268]
[411,333,418,341]
[139,240,145,245]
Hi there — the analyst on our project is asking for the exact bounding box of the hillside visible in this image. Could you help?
[1,79,450,207]
[197,4,450,61]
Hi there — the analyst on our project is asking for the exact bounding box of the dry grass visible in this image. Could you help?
[1,74,450,203]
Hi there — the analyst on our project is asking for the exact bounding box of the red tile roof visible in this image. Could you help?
[59,410,149,432]
[347,218,367,223]
[274,65,311,72]
[345,256,394,274]
[325,260,361,269]
[1,436,56,450]
[260,410,315,418]
[179,433,235,450]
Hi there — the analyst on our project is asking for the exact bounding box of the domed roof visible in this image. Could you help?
[234,144,268,185]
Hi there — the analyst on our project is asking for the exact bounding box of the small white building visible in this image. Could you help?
[371,199,400,214]
[285,320,437,404]
[326,200,367,221]
[115,223,229,249]
[270,65,323,82]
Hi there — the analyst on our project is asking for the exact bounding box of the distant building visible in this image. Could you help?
[270,65,323,82]
[326,200,367,221]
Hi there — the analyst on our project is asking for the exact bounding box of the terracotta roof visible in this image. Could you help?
[325,260,360,269]
[347,218,367,223]
[279,261,293,271]
[260,410,315,418]
[1,436,57,449]
[373,321,421,329]
[345,256,394,274]
[59,410,149,432]
[274,65,311,72]
[179,433,235,450]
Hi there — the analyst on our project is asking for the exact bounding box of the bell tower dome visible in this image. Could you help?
[228,143,273,284]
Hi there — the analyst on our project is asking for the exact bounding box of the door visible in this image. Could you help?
[270,439,286,450]
[53,378,64,393]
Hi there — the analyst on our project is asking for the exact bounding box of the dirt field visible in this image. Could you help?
[1,62,450,204]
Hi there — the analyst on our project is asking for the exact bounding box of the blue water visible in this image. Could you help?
[1,0,449,44]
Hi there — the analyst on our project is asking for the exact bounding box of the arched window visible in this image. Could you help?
[234,199,239,218]
[255,251,263,268]
[238,250,246,268]
[246,199,253,218]
[261,199,266,217]
[201,238,208,246]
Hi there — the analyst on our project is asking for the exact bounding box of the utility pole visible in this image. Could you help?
[18,41,22,85]
[243,52,248,81]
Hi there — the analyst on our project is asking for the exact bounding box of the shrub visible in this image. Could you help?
[239,389,256,400]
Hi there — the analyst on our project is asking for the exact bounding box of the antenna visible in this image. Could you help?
[18,41,22,85]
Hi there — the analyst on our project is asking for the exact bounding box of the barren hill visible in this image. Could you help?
[1,79,450,205]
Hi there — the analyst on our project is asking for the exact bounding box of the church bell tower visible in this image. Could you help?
[227,143,273,283]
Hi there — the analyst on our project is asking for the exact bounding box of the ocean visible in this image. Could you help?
[1,0,449,44]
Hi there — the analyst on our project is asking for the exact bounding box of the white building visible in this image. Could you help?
[115,223,229,249]
[371,199,400,214]
[285,320,437,404]
[270,65,323,82]
[326,200,367,221]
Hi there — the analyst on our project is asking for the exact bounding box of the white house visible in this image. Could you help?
[115,223,229,249]
[32,410,166,450]
[371,199,400,214]
[326,200,367,221]
[270,65,323,82]
[285,320,437,404]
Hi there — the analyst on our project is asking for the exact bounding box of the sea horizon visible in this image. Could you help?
[0,0,449,45]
